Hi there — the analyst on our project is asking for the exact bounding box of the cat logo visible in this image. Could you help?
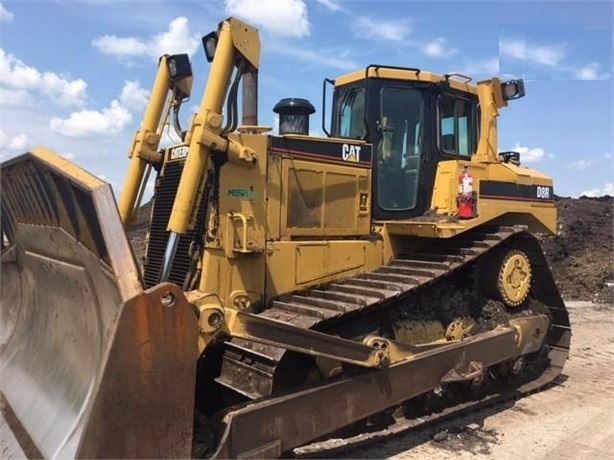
[169,145,189,160]
[342,144,361,163]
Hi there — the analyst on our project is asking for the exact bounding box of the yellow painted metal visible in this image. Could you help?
[168,19,260,234]
[1,13,567,459]
[474,78,506,163]
[509,315,550,355]
[445,318,475,341]
[498,249,532,307]
[383,159,557,238]
[199,129,259,166]
[265,240,383,298]
[195,134,267,306]
[224,310,387,368]
[3,148,119,261]
[30,147,107,189]
[279,157,371,238]
[168,24,232,233]
[186,290,226,352]
[335,68,478,95]
[228,17,260,69]
[266,149,283,241]
[118,56,172,225]
[361,336,418,364]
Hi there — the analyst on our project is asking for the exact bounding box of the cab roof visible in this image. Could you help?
[334,66,479,95]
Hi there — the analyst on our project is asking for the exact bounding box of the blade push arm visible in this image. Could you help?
[159,17,260,282]
[118,54,193,225]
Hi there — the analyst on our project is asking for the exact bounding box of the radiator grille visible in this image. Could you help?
[143,160,207,289]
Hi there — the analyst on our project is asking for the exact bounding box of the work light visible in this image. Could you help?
[501,79,526,100]
[202,31,218,62]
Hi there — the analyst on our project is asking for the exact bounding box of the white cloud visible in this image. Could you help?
[0,130,34,157]
[500,36,610,81]
[50,101,132,138]
[6,133,33,150]
[316,0,343,12]
[224,0,310,38]
[575,62,611,80]
[421,37,458,58]
[0,87,35,108]
[0,3,13,22]
[92,17,200,61]
[354,16,410,42]
[581,183,614,197]
[93,36,148,58]
[605,152,612,159]
[0,49,87,106]
[565,159,593,170]
[500,38,566,66]
[49,80,145,138]
[42,72,88,107]
[512,142,545,163]
[118,80,149,112]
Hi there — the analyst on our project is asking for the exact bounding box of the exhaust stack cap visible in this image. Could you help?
[273,98,315,135]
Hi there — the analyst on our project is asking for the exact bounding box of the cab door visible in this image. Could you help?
[369,83,431,220]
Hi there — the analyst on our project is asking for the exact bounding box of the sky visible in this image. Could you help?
[0,0,612,198]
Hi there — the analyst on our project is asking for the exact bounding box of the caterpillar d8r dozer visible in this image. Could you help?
[1,16,570,459]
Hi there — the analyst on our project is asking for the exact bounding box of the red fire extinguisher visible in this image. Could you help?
[457,166,475,219]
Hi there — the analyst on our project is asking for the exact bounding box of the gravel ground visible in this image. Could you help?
[335,301,614,460]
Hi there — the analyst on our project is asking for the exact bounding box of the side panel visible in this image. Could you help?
[265,240,383,298]
[280,158,371,237]
[271,136,372,238]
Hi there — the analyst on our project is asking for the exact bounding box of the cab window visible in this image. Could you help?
[335,87,366,139]
[439,95,474,157]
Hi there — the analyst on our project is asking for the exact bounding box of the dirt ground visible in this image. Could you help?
[539,196,613,304]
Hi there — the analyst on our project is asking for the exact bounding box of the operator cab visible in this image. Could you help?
[328,65,480,220]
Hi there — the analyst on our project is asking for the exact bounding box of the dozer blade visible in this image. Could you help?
[1,149,199,459]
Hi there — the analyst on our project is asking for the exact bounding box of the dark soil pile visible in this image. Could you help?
[126,201,153,264]
[539,196,613,303]
[128,196,613,303]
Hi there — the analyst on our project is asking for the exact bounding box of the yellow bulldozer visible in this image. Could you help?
[1,17,570,459]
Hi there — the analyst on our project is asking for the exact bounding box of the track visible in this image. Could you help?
[200,225,570,458]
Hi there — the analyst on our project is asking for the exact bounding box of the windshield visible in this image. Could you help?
[377,86,424,211]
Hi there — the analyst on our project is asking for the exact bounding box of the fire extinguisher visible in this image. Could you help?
[457,165,476,219]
